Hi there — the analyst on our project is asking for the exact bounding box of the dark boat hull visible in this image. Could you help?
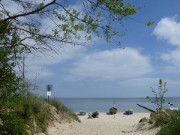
[109,108,117,114]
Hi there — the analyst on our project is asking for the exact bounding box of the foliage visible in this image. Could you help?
[0,94,80,134]
[0,0,152,106]
[0,0,152,133]
[145,21,154,26]
[0,94,49,134]
[147,79,168,112]
[150,111,169,127]
[157,117,180,135]
[149,110,180,135]
[0,0,151,58]
[0,45,21,104]
[0,112,27,135]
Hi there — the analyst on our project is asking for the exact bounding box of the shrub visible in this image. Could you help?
[151,111,169,127]
[0,112,27,135]
[157,116,180,135]
[150,110,180,127]
[148,110,180,135]
[147,79,168,112]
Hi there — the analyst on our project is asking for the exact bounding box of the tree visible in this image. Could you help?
[147,79,168,112]
[0,0,143,56]
[0,20,18,103]
[0,0,152,96]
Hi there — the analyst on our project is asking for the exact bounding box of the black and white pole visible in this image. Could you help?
[46,85,52,103]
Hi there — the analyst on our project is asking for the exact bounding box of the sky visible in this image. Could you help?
[4,0,180,98]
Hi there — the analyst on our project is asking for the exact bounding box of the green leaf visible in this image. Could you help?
[145,21,154,26]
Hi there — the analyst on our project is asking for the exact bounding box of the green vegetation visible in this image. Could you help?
[147,79,168,111]
[146,79,180,135]
[0,0,153,134]
[0,0,153,56]
[49,98,80,122]
[0,94,79,134]
[157,114,180,135]
[0,0,137,49]
[148,110,180,135]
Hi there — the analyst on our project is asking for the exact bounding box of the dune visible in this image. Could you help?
[38,112,160,135]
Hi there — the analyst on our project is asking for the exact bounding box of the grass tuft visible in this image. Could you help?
[0,95,80,134]
[149,110,180,135]
[49,98,80,122]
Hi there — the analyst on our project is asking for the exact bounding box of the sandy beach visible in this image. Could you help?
[43,112,160,135]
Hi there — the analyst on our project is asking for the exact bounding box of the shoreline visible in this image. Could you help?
[42,112,160,135]
[75,111,152,113]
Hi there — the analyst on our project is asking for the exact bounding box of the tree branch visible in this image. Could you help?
[1,0,56,23]
[55,2,106,31]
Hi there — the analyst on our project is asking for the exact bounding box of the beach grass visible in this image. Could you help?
[49,98,80,122]
[149,110,180,135]
[0,94,79,134]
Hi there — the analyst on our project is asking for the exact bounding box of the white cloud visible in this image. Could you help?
[153,16,180,73]
[1,0,23,15]
[20,2,97,80]
[153,16,180,46]
[161,48,180,66]
[1,0,52,19]
[25,45,86,79]
[66,48,154,80]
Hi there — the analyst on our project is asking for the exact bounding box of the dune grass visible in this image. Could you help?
[0,94,79,135]
[149,110,180,135]
[49,98,80,122]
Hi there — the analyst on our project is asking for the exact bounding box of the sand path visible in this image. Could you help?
[46,113,160,135]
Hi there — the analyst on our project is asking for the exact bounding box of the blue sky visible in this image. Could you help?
[17,0,180,97]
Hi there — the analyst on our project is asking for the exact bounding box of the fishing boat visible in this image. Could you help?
[78,111,86,116]
[109,107,117,114]
[92,111,99,118]
[124,109,133,115]
[109,99,118,114]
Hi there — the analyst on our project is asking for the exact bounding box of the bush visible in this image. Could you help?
[151,111,169,127]
[147,79,168,112]
[157,116,180,135]
[149,110,180,135]
[0,112,27,135]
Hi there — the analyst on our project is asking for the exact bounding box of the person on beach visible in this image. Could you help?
[88,113,92,119]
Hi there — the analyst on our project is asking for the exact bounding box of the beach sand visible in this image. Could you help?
[43,112,160,135]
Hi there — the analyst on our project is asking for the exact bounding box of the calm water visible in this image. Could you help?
[58,97,180,113]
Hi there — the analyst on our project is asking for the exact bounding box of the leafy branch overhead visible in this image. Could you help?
[0,0,147,55]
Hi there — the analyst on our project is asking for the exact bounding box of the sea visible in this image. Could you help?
[58,97,180,113]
